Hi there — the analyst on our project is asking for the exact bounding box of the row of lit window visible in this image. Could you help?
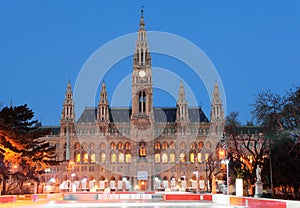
[72,152,210,164]
[72,141,212,151]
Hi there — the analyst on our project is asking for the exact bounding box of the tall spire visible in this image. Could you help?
[131,7,153,131]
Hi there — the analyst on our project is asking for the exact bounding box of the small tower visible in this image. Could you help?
[176,81,189,122]
[97,81,110,134]
[210,81,224,123]
[176,81,190,134]
[210,81,225,138]
[60,80,75,161]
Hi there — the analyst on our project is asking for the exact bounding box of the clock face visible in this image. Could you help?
[139,70,146,77]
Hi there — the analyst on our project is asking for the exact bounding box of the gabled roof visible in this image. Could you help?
[77,107,209,123]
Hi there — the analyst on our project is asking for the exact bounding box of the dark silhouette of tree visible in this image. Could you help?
[224,111,268,195]
[0,104,59,194]
[251,86,300,199]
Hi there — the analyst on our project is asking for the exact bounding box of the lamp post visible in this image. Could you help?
[205,161,208,192]
[221,159,229,195]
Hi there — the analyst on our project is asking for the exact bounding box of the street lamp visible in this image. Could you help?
[221,159,229,195]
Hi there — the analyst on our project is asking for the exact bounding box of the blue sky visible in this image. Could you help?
[0,1,299,126]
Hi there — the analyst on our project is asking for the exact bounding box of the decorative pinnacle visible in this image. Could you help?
[140,6,145,27]
[141,5,144,18]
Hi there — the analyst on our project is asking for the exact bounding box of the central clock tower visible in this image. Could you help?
[131,8,153,129]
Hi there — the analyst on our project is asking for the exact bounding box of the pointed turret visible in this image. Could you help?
[176,81,189,122]
[210,81,224,122]
[97,81,110,134]
[61,80,75,122]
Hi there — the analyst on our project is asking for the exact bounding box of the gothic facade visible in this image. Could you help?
[44,10,225,191]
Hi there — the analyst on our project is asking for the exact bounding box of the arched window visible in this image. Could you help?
[190,142,196,149]
[155,153,161,163]
[139,142,146,157]
[139,91,146,113]
[205,153,209,161]
[197,152,202,163]
[75,151,81,163]
[74,142,81,150]
[190,152,195,163]
[162,153,168,163]
[169,142,175,149]
[111,152,116,163]
[125,152,131,163]
[100,152,106,163]
[110,142,116,150]
[119,152,124,163]
[125,142,131,150]
[162,142,168,150]
[117,142,124,150]
[90,152,96,163]
[198,142,203,149]
[154,142,161,150]
[170,152,175,163]
[83,151,88,163]
[180,152,186,162]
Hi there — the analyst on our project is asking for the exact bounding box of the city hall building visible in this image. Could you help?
[44,10,225,191]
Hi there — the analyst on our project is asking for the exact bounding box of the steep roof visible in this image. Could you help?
[77,107,209,123]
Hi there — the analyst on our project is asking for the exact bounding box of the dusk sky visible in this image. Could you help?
[1,1,299,126]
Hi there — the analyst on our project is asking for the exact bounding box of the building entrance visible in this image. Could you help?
[138,180,147,191]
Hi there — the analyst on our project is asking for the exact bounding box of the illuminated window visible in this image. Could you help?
[117,142,123,150]
[83,152,88,163]
[125,142,131,150]
[190,152,195,163]
[162,153,168,163]
[90,152,96,163]
[139,142,146,157]
[205,153,209,161]
[125,153,131,163]
[162,142,168,150]
[111,152,116,163]
[198,142,203,149]
[180,153,186,162]
[170,152,175,163]
[74,143,81,150]
[119,152,124,163]
[100,152,106,163]
[76,152,81,163]
[197,153,202,163]
[190,142,196,149]
[154,142,161,150]
[155,153,161,163]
